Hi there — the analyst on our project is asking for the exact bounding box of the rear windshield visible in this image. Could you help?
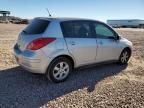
[23,19,50,34]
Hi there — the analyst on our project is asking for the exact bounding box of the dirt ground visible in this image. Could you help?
[0,24,144,108]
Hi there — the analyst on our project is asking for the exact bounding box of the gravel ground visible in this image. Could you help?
[0,24,144,108]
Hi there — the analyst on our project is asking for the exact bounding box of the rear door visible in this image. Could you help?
[61,20,97,65]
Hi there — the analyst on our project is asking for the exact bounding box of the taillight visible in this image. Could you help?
[26,37,56,50]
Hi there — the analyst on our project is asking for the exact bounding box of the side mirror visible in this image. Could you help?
[115,35,120,40]
[108,35,120,40]
[108,36,117,40]
[113,32,120,40]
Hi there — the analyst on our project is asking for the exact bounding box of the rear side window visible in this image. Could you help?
[61,21,93,38]
[61,21,73,37]
[24,19,50,34]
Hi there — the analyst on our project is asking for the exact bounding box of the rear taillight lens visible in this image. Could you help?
[26,37,56,50]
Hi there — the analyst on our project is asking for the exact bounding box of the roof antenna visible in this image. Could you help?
[46,8,52,17]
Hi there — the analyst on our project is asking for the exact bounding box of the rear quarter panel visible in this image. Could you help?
[41,20,77,67]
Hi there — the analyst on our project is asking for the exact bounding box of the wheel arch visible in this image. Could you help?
[53,55,75,68]
[46,54,75,74]
[122,47,132,56]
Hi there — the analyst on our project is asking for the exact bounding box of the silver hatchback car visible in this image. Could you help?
[14,17,132,83]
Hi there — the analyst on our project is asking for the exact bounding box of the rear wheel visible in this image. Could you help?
[119,48,131,64]
[46,57,72,83]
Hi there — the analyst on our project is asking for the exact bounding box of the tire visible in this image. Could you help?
[46,57,72,83]
[119,48,131,64]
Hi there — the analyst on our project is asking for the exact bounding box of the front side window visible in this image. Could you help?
[61,21,93,38]
[94,23,115,39]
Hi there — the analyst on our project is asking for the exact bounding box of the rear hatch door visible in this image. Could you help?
[17,18,50,51]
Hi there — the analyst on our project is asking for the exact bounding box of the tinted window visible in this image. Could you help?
[24,19,50,34]
[61,21,93,38]
[61,21,73,37]
[94,23,115,38]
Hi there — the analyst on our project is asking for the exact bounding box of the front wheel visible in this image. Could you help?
[119,49,131,64]
[46,57,72,83]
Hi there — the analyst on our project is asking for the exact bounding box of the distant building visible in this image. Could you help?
[0,10,10,22]
[107,19,144,28]
[0,10,29,24]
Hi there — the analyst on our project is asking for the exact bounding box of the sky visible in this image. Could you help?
[0,0,144,22]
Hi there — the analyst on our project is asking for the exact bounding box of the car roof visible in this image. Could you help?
[35,17,103,23]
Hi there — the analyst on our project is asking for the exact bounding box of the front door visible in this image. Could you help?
[93,22,121,62]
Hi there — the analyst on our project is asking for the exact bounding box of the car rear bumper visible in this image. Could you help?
[13,44,52,74]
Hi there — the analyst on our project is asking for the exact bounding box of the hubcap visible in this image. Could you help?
[53,62,69,80]
[121,51,129,63]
